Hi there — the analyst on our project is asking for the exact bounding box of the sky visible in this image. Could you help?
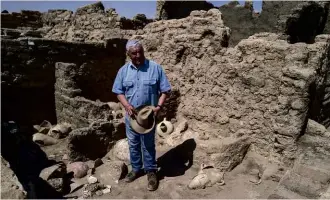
[1,1,263,19]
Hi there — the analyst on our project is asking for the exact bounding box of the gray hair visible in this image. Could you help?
[126,39,143,51]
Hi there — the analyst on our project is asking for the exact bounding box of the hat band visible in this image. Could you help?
[136,117,153,129]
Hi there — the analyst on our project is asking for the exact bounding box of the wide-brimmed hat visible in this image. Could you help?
[129,105,156,134]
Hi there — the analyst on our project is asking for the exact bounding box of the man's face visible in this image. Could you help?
[128,45,145,66]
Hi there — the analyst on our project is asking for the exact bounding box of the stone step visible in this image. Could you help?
[279,170,326,199]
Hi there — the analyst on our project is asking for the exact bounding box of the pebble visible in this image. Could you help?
[102,188,111,194]
[87,175,98,184]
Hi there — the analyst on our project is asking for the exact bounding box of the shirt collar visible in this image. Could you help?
[129,59,148,70]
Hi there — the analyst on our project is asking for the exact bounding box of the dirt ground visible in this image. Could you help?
[40,138,280,199]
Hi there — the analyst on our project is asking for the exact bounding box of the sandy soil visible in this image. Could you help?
[40,139,279,199]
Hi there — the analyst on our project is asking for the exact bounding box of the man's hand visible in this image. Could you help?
[124,103,136,116]
[153,106,161,116]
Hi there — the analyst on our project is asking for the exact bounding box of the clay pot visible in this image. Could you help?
[188,164,210,189]
[188,163,225,189]
[33,133,58,146]
[38,120,52,134]
[156,118,174,138]
[48,123,72,139]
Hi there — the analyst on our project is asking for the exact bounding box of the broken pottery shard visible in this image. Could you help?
[102,187,111,194]
[87,175,98,184]
[40,163,66,181]
[39,120,52,134]
[49,122,72,139]
[110,138,130,162]
[209,137,251,171]
[33,133,58,146]
[67,162,89,178]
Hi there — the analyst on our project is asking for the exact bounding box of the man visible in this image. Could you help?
[112,40,171,191]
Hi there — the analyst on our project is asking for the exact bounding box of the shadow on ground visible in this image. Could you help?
[157,138,197,180]
[1,121,65,199]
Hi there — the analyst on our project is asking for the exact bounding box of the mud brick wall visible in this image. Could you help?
[54,62,114,129]
[133,9,330,165]
[1,10,43,29]
[1,38,127,126]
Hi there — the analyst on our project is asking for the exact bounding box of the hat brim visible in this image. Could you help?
[129,116,155,134]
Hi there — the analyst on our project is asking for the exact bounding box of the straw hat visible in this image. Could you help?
[129,105,156,134]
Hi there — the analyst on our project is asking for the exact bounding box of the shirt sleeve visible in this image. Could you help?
[158,65,171,93]
[112,67,125,95]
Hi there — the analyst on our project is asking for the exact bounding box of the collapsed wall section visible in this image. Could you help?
[133,9,330,165]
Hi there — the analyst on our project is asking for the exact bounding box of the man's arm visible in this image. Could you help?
[117,94,135,116]
[153,92,170,114]
[112,67,135,116]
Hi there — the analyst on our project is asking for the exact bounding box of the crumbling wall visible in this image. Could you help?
[309,35,330,128]
[1,2,151,43]
[218,1,330,46]
[41,3,152,42]
[133,9,330,165]
[156,0,214,20]
[218,1,258,47]
[54,62,113,128]
[0,10,43,29]
[1,38,126,126]
[283,1,330,44]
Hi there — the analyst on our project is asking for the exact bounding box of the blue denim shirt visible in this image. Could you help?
[112,59,171,109]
